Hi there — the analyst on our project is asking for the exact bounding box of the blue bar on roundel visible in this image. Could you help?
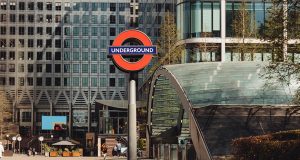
[108,46,157,55]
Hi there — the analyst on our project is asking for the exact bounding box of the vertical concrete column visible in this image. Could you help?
[97,137,101,157]
[128,79,137,160]
[283,0,288,61]
[221,0,226,61]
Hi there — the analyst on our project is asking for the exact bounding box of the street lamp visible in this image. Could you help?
[38,136,44,155]
[17,136,22,154]
[12,136,16,153]
[6,134,9,150]
[50,135,53,139]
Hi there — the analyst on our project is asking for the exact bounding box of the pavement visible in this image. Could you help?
[2,154,127,160]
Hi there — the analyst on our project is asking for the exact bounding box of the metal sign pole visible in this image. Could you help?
[128,73,137,160]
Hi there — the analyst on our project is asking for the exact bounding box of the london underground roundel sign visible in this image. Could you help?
[108,30,157,72]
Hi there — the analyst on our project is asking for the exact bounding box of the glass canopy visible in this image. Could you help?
[164,62,298,107]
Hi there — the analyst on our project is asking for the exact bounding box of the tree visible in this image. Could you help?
[0,91,18,139]
[261,0,300,103]
[148,12,184,73]
[231,0,260,61]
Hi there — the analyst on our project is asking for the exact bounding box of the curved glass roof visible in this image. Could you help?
[164,62,299,107]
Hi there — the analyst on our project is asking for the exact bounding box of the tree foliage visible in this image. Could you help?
[148,12,184,73]
[0,91,18,139]
[231,0,260,61]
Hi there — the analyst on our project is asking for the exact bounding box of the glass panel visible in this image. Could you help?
[213,2,220,31]
[191,2,201,36]
[203,2,212,32]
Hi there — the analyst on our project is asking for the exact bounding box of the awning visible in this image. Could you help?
[52,140,76,146]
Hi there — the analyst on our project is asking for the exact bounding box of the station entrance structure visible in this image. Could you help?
[146,62,300,159]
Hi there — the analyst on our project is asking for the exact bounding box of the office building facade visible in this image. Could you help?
[176,0,299,63]
[0,0,174,139]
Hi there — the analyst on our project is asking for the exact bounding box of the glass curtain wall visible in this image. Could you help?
[177,0,221,39]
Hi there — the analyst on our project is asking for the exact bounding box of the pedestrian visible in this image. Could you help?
[101,143,107,160]
[116,141,121,157]
[0,142,4,159]
[32,147,36,156]
[113,145,117,156]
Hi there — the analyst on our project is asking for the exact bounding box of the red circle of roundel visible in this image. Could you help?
[112,30,153,71]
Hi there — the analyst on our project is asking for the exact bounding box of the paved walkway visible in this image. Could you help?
[2,154,127,160]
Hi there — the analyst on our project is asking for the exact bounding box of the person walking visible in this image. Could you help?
[116,141,121,157]
[0,142,4,159]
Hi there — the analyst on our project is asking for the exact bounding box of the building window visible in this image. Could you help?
[55,78,61,86]
[46,15,52,23]
[109,78,115,87]
[73,77,79,86]
[82,27,89,36]
[9,14,15,22]
[119,15,125,24]
[100,3,107,11]
[82,52,89,61]
[37,64,43,72]
[118,78,125,87]
[64,39,70,48]
[27,77,33,86]
[101,15,107,24]
[46,77,52,86]
[91,52,97,61]
[110,28,116,36]
[46,64,52,73]
[9,64,15,72]
[0,77,5,85]
[110,15,116,24]
[119,3,126,11]
[100,27,107,36]
[28,27,34,35]
[37,2,43,10]
[64,52,70,61]
[18,52,24,60]
[91,64,97,73]
[82,64,88,73]
[91,27,97,36]
[0,64,5,72]
[19,77,24,86]
[22,112,31,122]
[82,39,89,48]
[28,14,34,23]
[64,27,70,36]
[82,15,89,24]
[0,14,6,22]
[73,2,80,11]
[100,52,106,61]
[18,64,24,72]
[9,51,15,60]
[9,39,15,47]
[18,27,24,35]
[55,2,61,10]
[92,3,98,11]
[46,2,52,10]
[46,52,52,60]
[73,39,79,48]
[55,39,61,48]
[55,15,61,23]
[37,52,43,60]
[28,2,34,10]
[27,64,33,72]
[28,39,34,48]
[55,27,61,35]
[73,64,79,73]
[99,64,106,73]
[37,39,43,48]
[46,27,52,35]
[18,14,24,22]
[91,39,97,48]
[37,27,43,35]
[109,65,115,73]
[110,3,116,11]
[73,52,80,61]
[65,2,71,11]
[100,78,107,87]
[64,78,70,86]
[28,52,33,60]
[55,64,61,73]
[64,14,70,24]
[73,27,80,36]
[82,2,89,11]
[9,27,15,35]
[9,77,15,85]
[82,77,88,87]
[64,64,70,73]
[19,2,25,10]
[55,52,61,60]
[36,78,42,86]
[73,15,80,24]
[19,39,24,47]
[91,77,97,87]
